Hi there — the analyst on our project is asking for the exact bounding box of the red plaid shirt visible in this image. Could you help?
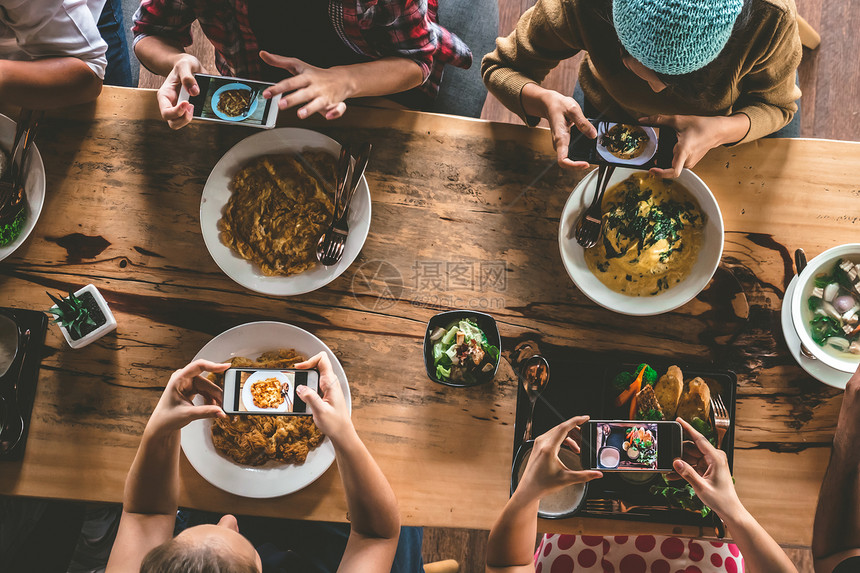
[132,0,472,98]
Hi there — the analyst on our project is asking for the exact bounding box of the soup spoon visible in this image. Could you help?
[521,355,550,442]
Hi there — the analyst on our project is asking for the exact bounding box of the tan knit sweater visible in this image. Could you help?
[482,0,802,144]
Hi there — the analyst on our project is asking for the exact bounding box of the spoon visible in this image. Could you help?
[521,355,550,442]
[794,248,817,361]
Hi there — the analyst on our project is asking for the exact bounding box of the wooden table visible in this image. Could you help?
[1,87,858,547]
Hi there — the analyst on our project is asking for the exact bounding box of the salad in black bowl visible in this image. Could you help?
[423,311,500,387]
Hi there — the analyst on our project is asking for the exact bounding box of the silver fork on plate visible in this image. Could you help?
[710,395,730,449]
[0,110,39,226]
[574,164,615,248]
[317,142,371,266]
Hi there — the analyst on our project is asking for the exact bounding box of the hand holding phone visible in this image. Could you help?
[517,416,603,500]
[672,418,743,518]
[292,352,353,440]
[148,359,230,436]
[156,55,206,130]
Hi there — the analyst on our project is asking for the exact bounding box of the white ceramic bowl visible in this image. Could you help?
[790,243,860,373]
[0,114,45,262]
[558,167,724,316]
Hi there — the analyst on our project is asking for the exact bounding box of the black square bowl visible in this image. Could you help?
[423,310,501,388]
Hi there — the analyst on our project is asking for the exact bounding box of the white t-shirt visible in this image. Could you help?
[0,0,108,79]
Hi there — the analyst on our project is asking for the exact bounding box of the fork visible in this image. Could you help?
[710,395,730,449]
[317,143,371,266]
[0,110,33,209]
[0,111,42,227]
[316,145,353,266]
[585,498,665,514]
[574,164,615,248]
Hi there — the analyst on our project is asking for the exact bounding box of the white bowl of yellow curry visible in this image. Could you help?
[558,168,724,316]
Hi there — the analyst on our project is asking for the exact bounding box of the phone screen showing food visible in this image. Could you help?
[188,75,274,127]
[228,369,311,414]
[569,120,677,170]
[589,421,679,471]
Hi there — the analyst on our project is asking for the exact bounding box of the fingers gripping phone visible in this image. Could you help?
[568,119,678,170]
[580,420,682,472]
[222,368,319,415]
[178,74,281,129]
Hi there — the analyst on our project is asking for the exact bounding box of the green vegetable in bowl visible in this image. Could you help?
[430,318,499,384]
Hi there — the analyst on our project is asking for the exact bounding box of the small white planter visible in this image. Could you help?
[51,284,117,349]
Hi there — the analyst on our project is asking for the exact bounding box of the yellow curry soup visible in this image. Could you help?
[584,173,705,297]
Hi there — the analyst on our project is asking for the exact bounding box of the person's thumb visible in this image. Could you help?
[186,405,227,423]
[297,385,325,411]
[567,470,603,483]
[673,458,706,489]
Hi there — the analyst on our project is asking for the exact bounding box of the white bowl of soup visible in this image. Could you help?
[790,244,860,373]
[559,168,724,316]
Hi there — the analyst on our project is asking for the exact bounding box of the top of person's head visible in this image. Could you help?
[140,525,260,573]
[613,0,746,76]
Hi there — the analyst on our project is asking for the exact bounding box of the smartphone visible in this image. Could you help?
[580,420,682,472]
[568,119,677,170]
[222,368,319,415]
[178,74,281,129]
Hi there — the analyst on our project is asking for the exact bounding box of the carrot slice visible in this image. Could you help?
[614,367,645,408]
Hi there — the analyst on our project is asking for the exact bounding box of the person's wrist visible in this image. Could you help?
[332,66,358,101]
[710,493,746,522]
[172,53,198,71]
[143,416,179,442]
[536,88,561,118]
[512,478,545,505]
[326,417,357,445]
[717,114,750,146]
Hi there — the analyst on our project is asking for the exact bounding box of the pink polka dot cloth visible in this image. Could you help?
[534,534,745,573]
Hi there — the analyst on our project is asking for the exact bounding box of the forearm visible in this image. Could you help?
[486,488,540,570]
[724,507,797,573]
[331,427,400,539]
[339,58,423,100]
[134,36,188,77]
[0,58,101,109]
[123,427,181,515]
[813,442,860,560]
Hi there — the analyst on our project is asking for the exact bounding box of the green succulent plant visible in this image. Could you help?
[47,291,97,339]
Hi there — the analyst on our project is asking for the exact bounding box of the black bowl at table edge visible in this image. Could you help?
[423,310,501,388]
[510,440,589,519]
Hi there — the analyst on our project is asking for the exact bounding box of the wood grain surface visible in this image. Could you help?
[0,88,859,547]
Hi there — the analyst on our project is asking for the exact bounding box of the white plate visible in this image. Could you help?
[200,128,371,295]
[0,114,45,262]
[782,276,853,389]
[558,167,724,316]
[180,321,351,498]
[595,122,658,167]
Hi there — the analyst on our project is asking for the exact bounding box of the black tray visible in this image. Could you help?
[512,349,737,532]
[0,307,48,461]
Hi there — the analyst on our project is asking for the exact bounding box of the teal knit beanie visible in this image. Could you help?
[613,0,744,76]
